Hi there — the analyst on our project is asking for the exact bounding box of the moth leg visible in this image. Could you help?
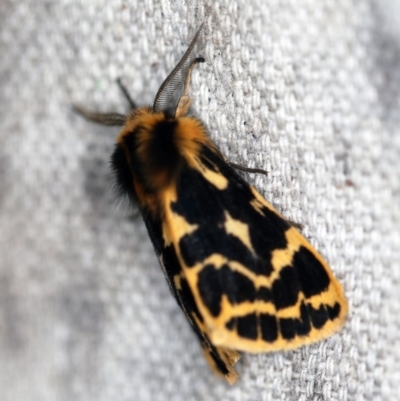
[175,57,205,118]
[227,161,268,177]
[116,77,137,109]
[288,220,303,230]
[227,161,302,227]
[73,105,126,126]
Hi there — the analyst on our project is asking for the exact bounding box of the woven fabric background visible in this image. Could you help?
[1,1,399,400]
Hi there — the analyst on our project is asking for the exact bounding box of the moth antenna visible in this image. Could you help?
[116,77,137,109]
[73,105,126,126]
[153,24,205,115]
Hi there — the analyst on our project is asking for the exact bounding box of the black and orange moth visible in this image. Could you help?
[74,26,348,384]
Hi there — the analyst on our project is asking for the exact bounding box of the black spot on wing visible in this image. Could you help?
[237,314,258,339]
[260,313,278,342]
[197,265,223,317]
[257,286,272,302]
[279,301,312,339]
[327,302,341,320]
[180,275,204,324]
[162,244,182,276]
[296,301,312,336]
[307,304,328,329]
[308,302,341,329]
[226,313,278,342]
[172,146,290,277]
[197,264,257,317]
[272,266,300,310]
[310,305,329,329]
[280,318,296,340]
[225,318,235,331]
[249,205,290,266]
[294,246,330,298]
[171,162,226,226]
[180,226,267,273]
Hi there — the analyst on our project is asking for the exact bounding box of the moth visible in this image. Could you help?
[74,26,348,384]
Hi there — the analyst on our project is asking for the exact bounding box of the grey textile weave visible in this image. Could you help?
[1,1,399,400]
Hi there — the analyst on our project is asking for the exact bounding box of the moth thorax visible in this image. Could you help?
[130,118,183,192]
